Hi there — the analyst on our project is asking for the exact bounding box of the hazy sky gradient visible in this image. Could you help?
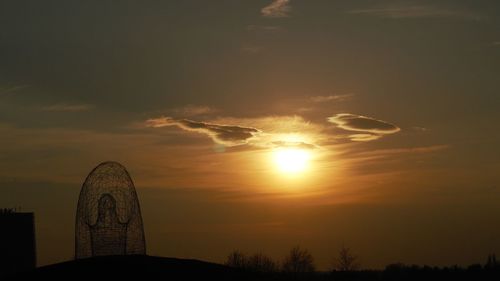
[1,0,500,269]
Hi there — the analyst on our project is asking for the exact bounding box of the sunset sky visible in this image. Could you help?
[1,0,500,270]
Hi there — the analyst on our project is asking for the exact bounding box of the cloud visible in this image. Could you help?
[348,4,483,20]
[146,112,399,148]
[41,103,94,112]
[369,144,449,155]
[261,0,291,18]
[328,113,400,141]
[146,115,325,150]
[246,25,284,33]
[146,117,260,146]
[271,141,317,150]
[215,115,326,141]
[171,104,215,117]
[348,134,382,142]
[411,126,427,132]
[310,94,354,103]
[328,113,400,134]
[347,145,449,161]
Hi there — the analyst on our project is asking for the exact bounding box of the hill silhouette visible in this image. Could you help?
[11,255,275,280]
[6,254,500,280]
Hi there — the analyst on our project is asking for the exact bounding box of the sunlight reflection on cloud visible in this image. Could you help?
[327,113,400,141]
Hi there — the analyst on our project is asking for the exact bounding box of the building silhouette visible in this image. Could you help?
[75,161,146,259]
[0,209,36,275]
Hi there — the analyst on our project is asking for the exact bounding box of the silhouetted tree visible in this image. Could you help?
[247,253,278,273]
[0,208,15,214]
[333,244,360,271]
[485,253,498,269]
[225,250,247,268]
[385,262,406,272]
[467,263,482,272]
[225,250,278,273]
[282,246,315,273]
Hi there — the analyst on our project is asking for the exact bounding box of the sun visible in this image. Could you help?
[273,148,311,174]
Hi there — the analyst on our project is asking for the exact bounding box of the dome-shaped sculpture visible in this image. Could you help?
[75,161,146,259]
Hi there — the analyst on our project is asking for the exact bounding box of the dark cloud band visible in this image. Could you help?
[328,113,400,141]
[146,117,260,146]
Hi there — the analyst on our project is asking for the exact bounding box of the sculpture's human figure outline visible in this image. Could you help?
[75,162,146,259]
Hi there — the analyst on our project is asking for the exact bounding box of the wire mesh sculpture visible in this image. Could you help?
[75,161,146,259]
